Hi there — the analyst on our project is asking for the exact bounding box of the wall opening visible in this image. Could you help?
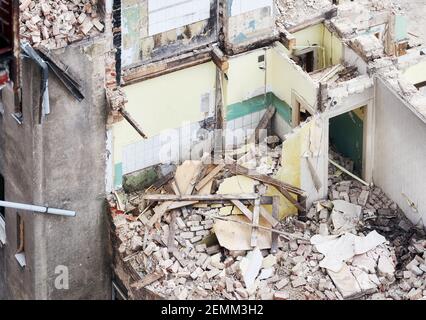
[294,49,315,73]
[329,106,366,177]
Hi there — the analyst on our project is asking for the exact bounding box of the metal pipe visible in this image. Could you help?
[0,200,76,217]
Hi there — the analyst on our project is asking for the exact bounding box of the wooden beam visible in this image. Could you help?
[226,164,306,196]
[211,46,229,72]
[122,49,212,86]
[119,108,148,139]
[167,211,177,253]
[144,193,260,202]
[278,28,297,51]
[251,198,260,247]
[230,200,253,221]
[248,106,276,144]
[195,164,225,191]
[271,196,280,253]
[259,205,279,227]
[130,271,164,290]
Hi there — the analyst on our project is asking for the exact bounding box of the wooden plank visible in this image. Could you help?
[226,164,306,212]
[271,196,280,254]
[230,200,253,221]
[130,271,164,290]
[259,206,279,227]
[147,200,173,227]
[226,164,305,196]
[119,108,148,139]
[249,106,276,144]
[186,164,204,195]
[168,201,199,210]
[195,164,225,191]
[144,193,259,201]
[167,211,177,253]
[250,199,260,247]
[211,46,229,72]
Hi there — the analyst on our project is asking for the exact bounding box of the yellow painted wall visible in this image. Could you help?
[403,60,426,85]
[226,48,269,105]
[267,119,316,219]
[113,61,216,164]
[292,23,343,69]
[268,42,318,108]
[323,26,343,67]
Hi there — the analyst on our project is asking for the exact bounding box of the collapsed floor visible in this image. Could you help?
[108,132,426,300]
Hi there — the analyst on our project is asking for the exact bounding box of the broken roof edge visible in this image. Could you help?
[376,74,426,125]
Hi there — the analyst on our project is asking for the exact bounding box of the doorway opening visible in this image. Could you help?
[329,106,366,177]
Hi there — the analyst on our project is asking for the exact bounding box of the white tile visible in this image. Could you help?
[234,117,243,129]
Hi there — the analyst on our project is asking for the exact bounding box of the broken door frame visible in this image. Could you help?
[291,90,315,127]
[320,89,375,198]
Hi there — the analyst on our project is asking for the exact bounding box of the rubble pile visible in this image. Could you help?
[109,135,426,300]
[19,0,104,49]
[276,0,334,29]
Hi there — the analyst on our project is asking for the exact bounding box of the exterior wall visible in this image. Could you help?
[121,0,218,68]
[373,78,426,227]
[0,38,110,299]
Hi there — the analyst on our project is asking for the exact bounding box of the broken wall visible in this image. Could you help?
[121,0,218,68]
[269,42,318,113]
[269,116,325,218]
[374,78,426,228]
[112,62,217,188]
[224,0,276,54]
[292,23,343,69]
[403,59,426,86]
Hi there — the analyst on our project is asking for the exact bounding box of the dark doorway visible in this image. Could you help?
[329,106,365,176]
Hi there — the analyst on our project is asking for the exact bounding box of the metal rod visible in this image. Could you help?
[0,201,76,217]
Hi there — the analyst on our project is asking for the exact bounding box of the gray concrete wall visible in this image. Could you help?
[373,78,426,228]
[0,37,111,299]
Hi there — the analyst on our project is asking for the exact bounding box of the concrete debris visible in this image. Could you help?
[239,248,264,290]
[108,141,426,300]
[19,0,104,49]
[331,200,362,234]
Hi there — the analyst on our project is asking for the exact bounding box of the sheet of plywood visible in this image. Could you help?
[214,215,272,251]
[175,160,203,194]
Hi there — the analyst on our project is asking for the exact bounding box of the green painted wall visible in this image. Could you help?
[114,163,123,188]
[226,92,293,125]
[329,110,364,175]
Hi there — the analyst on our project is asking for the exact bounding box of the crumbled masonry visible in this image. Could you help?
[109,138,426,300]
[19,0,104,49]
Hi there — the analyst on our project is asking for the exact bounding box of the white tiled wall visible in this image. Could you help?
[122,121,212,174]
[273,113,293,140]
[148,0,211,36]
[230,0,273,16]
[225,109,266,148]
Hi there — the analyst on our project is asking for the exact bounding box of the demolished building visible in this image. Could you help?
[0,0,425,300]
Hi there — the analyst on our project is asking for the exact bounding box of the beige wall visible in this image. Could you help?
[113,62,216,165]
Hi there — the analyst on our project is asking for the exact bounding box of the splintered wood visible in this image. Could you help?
[19,0,105,49]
